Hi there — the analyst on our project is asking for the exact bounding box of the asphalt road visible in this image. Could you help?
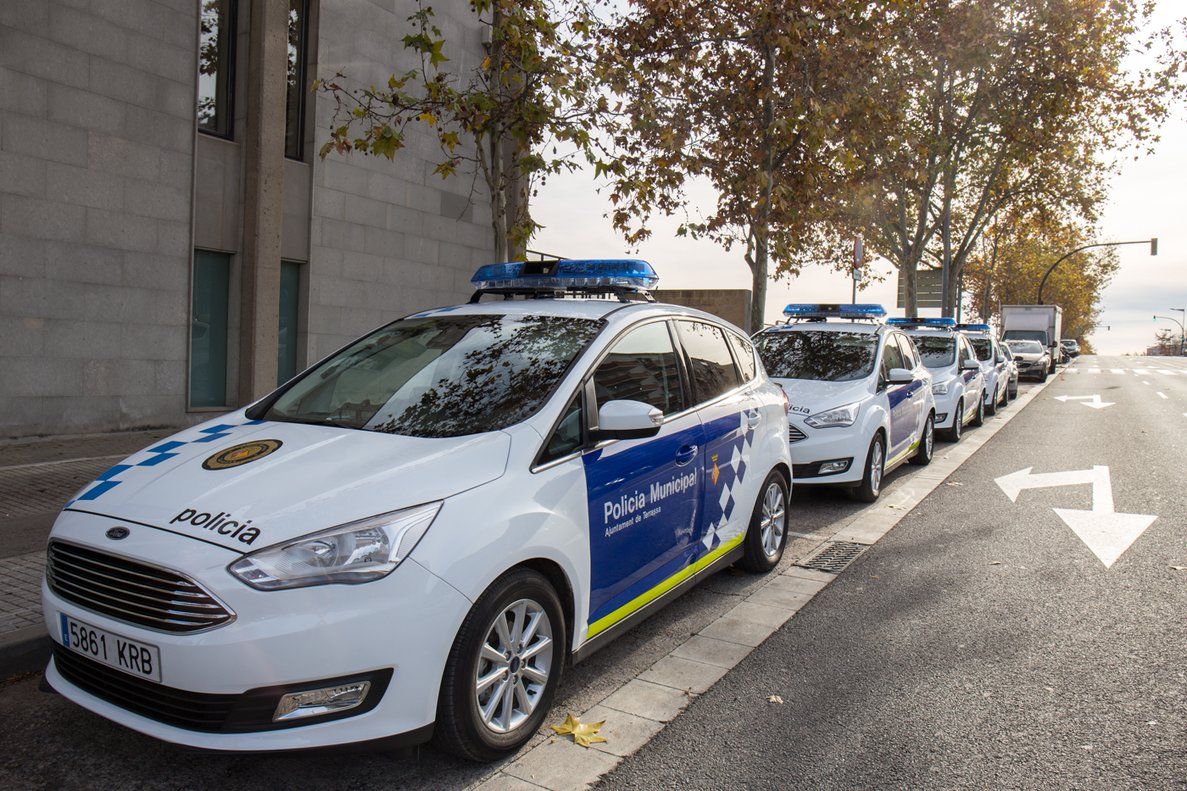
[601,355,1187,790]
[2,358,1180,790]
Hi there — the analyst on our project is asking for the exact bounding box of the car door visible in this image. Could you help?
[957,336,981,419]
[582,320,705,636]
[879,334,914,460]
[674,320,758,561]
[895,333,928,437]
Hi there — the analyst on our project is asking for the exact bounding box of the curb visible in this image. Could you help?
[0,625,50,681]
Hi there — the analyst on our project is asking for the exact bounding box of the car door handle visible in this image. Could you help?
[745,409,762,428]
[675,445,699,466]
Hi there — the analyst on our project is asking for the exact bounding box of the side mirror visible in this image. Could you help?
[887,367,913,385]
[594,399,663,441]
[961,359,980,371]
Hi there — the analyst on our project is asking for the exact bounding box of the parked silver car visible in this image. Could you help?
[1004,339,1050,382]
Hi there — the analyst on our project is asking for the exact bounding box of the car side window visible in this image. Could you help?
[895,334,918,369]
[959,337,975,365]
[592,322,686,415]
[675,320,743,403]
[727,331,757,382]
[539,393,583,463]
[881,335,906,375]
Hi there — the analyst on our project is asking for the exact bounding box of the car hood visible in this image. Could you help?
[1012,352,1046,362]
[770,378,870,417]
[63,412,511,553]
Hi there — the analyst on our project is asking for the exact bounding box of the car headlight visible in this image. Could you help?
[804,401,860,429]
[227,502,442,590]
[931,381,949,395]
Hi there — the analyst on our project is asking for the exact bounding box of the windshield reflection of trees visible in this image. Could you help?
[915,338,955,367]
[759,332,875,381]
[373,315,601,438]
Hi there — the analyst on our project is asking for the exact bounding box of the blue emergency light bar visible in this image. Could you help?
[887,317,957,329]
[470,259,659,293]
[782,303,887,320]
[956,323,992,333]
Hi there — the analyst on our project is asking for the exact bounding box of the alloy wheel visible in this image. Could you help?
[474,598,553,734]
[869,439,884,496]
[760,482,786,559]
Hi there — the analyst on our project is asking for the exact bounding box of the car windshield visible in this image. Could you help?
[755,330,877,382]
[262,314,603,438]
[911,335,955,368]
[1007,340,1044,354]
[970,338,993,361]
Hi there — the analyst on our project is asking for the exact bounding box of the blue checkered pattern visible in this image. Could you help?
[696,412,756,557]
[66,420,265,508]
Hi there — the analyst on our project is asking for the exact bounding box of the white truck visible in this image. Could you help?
[1001,305,1063,374]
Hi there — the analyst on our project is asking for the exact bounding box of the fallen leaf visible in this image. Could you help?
[768,694,784,704]
[988,561,1002,566]
[946,481,964,487]
[1170,565,1186,571]
[550,713,606,748]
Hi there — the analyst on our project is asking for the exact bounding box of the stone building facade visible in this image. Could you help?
[0,0,494,438]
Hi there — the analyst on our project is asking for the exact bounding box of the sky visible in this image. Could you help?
[531,3,1186,356]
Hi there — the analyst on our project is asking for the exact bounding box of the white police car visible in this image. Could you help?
[41,260,792,760]
[753,305,936,503]
[959,323,1009,415]
[890,318,986,442]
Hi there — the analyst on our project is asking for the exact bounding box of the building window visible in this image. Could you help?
[277,260,302,385]
[198,0,237,137]
[285,0,309,160]
[190,251,231,408]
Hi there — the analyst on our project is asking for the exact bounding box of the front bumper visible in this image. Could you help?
[1016,360,1047,378]
[42,511,471,751]
[932,389,962,429]
[787,421,862,485]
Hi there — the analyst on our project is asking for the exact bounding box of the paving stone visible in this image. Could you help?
[580,704,665,758]
[503,738,621,791]
[670,634,753,669]
[473,772,548,791]
[782,566,836,583]
[600,679,691,723]
[697,613,779,648]
[727,600,794,628]
[746,576,816,610]
[638,655,729,694]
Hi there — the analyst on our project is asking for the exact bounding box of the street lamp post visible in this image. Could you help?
[1036,238,1158,304]
[1157,310,1186,357]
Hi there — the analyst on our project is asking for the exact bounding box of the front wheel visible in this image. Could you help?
[737,470,789,573]
[909,413,934,466]
[985,389,997,416]
[941,399,963,442]
[434,569,565,762]
[851,433,885,503]
[971,393,986,427]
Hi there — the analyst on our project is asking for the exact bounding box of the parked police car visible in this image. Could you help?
[889,317,986,442]
[958,323,1009,415]
[41,260,792,760]
[753,305,936,503]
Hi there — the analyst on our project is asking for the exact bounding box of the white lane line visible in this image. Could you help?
[1111,368,1126,374]
[474,373,1065,790]
[1158,392,1168,399]
[1143,380,1151,385]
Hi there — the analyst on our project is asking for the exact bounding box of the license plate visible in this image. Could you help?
[59,614,161,683]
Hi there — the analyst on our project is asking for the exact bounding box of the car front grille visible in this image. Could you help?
[46,541,234,633]
[788,424,807,443]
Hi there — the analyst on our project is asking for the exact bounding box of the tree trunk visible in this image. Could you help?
[748,43,776,335]
[902,256,918,316]
[940,197,953,317]
[487,4,509,262]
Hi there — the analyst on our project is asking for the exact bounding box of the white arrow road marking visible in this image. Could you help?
[1158,392,1168,399]
[995,465,1157,568]
[1053,394,1114,409]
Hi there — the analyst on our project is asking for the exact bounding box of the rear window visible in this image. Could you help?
[755,330,877,382]
[262,314,603,438]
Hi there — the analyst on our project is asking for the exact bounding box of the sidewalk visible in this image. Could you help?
[0,428,172,678]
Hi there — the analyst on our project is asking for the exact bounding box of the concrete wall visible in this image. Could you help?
[307,0,495,362]
[0,0,197,437]
[655,289,753,332]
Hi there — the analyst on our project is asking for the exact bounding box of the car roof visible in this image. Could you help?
[408,298,748,334]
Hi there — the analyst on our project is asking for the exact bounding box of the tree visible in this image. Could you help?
[1152,329,1176,356]
[601,0,901,333]
[963,209,1118,343]
[316,0,604,260]
[843,0,1183,316]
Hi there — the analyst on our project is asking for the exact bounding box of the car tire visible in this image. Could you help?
[971,393,985,427]
[941,399,963,442]
[1008,383,1018,400]
[851,433,885,503]
[1039,368,1048,383]
[434,568,566,762]
[737,470,789,573]
[909,413,934,466]
[985,388,997,416]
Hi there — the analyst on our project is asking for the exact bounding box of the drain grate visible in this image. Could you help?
[797,541,869,574]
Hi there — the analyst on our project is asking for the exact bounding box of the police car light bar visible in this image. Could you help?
[887,317,957,328]
[470,259,659,296]
[782,303,887,320]
[956,323,992,332]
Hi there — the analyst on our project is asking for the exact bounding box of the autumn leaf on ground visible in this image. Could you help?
[1170,565,1186,571]
[550,713,607,748]
[767,694,784,704]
